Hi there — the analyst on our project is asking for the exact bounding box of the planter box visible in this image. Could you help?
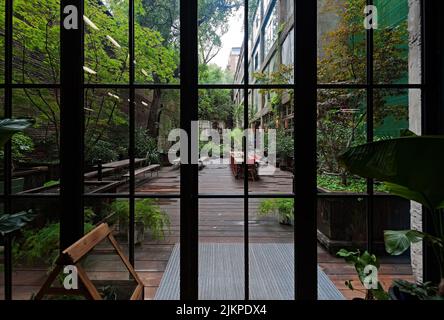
[317,188,410,256]
[118,222,145,245]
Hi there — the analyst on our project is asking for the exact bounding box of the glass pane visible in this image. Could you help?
[82,198,136,300]
[83,89,129,194]
[249,198,294,299]
[10,198,60,299]
[80,236,138,300]
[13,0,60,84]
[248,88,294,194]
[198,0,244,84]
[373,89,414,193]
[249,0,294,84]
[199,199,244,299]
[317,0,367,84]
[135,0,180,84]
[317,89,367,193]
[374,0,421,84]
[374,89,412,140]
[198,89,243,195]
[84,1,129,84]
[134,89,180,195]
[134,198,178,300]
[317,196,367,300]
[12,89,60,194]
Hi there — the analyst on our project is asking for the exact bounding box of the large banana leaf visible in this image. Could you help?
[0,210,35,236]
[338,136,444,210]
[0,118,35,146]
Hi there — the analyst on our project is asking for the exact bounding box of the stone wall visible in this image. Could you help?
[408,0,423,282]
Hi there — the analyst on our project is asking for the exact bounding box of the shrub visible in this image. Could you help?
[258,199,294,221]
[110,199,170,240]
[276,130,294,158]
[85,140,119,165]
[134,128,160,164]
[13,222,95,266]
[0,133,35,164]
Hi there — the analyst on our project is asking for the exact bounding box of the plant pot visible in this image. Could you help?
[317,187,410,255]
[388,285,420,301]
[118,221,145,245]
[279,216,293,226]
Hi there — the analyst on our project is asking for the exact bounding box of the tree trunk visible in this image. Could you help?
[146,88,162,137]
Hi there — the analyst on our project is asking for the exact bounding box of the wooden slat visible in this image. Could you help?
[63,223,111,264]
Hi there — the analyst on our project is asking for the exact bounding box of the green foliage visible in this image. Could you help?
[258,199,294,221]
[276,130,294,158]
[392,279,439,300]
[0,210,35,236]
[338,136,444,210]
[43,180,59,188]
[85,140,119,165]
[84,208,96,224]
[0,118,35,146]
[338,136,444,287]
[0,132,35,165]
[199,65,235,121]
[317,0,408,184]
[134,127,160,164]
[197,0,243,65]
[110,199,170,240]
[13,222,94,266]
[337,249,389,300]
[317,174,386,193]
[384,230,443,256]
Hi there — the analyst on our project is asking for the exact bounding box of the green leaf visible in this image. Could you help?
[0,118,35,146]
[338,136,444,209]
[0,210,36,236]
[384,230,425,255]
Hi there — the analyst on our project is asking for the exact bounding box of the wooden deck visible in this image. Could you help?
[135,165,413,300]
[0,164,413,300]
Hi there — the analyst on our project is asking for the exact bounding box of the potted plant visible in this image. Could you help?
[111,199,170,245]
[258,198,294,225]
[336,249,389,300]
[338,135,444,300]
[276,130,294,171]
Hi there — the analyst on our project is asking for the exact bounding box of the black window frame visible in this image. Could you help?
[2,0,438,301]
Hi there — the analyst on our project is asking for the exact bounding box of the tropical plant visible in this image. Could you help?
[258,198,294,224]
[110,199,170,240]
[0,211,35,236]
[390,279,439,300]
[338,135,444,298]
[336,249,389,300]
[13,222,95,266]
